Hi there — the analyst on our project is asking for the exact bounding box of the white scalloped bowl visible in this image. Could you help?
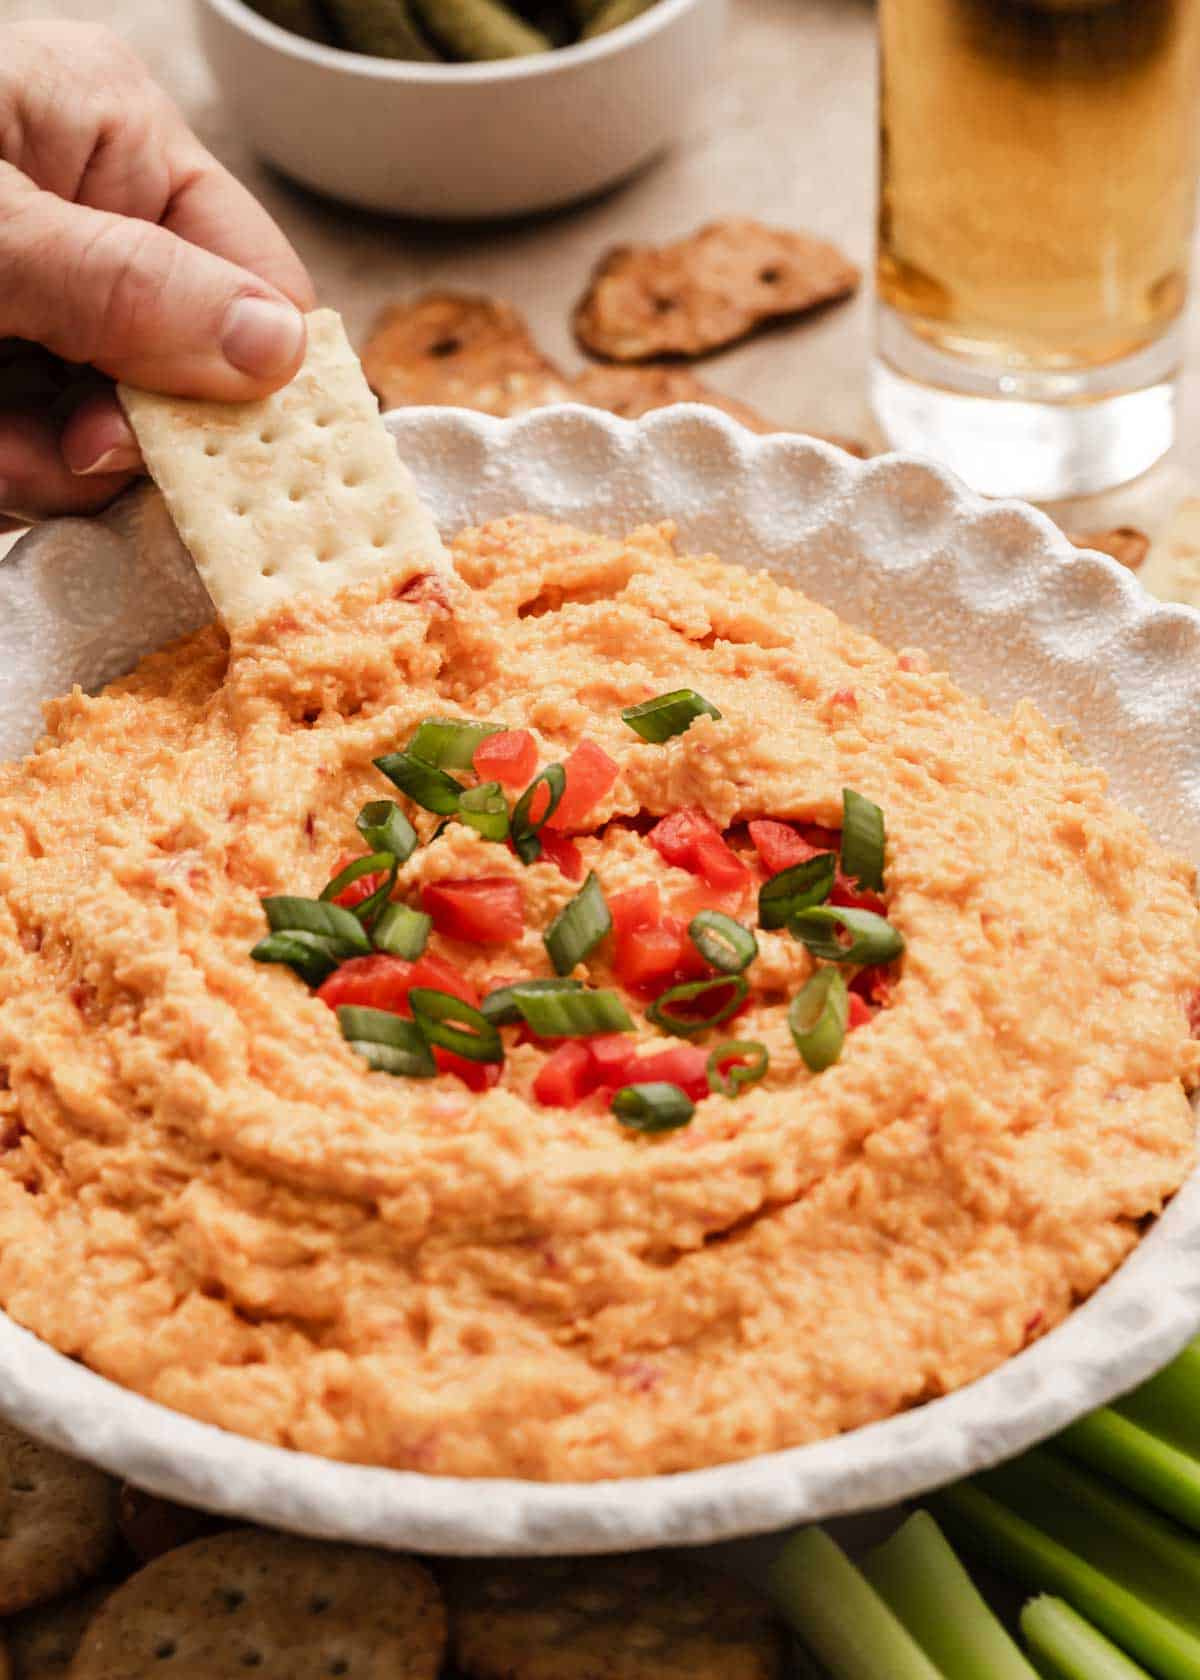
[2,405,1200,1556]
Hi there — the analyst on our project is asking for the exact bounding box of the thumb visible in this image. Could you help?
[0,165,307,400]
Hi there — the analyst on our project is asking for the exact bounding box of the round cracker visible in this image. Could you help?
[116,1484,228,1564]
[9,1584,110,1678]
[68,1528,445,1679]
[0,1425,118,1615]
[450,1555,783,1680]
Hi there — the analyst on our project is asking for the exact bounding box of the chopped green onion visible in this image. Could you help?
[356,799,418,862]
[372,902,432,960]
[611,1082,695,1133]
[319,851,395,905]
[513,987,633,1038]
[406,715,503,770]
[929,1449,1200,1680]
[790,906,905,965]
[510,763,566,864]
[409,986,503,1063]
[689,910,758,974]
[840,789,886,893]
[1058,1405,1200,1537]
[758,852,836,930]
[459,780,510,843]
[706,1040,769,1097]
[862,1511,1039,1680]
[336,1006,436,1078]
[789,968,849,1072]
[374,751,464,816]
[768,1527,945,1680]
[1021,1597,1153,1680]
[251,931,345,988]
[621,688,722,743]
[262,896,372,954]
[480,977,583,1026]
[646,974,749,1037]
[544,871,611,976]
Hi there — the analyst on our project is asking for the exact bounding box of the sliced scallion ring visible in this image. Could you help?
[337,1006,437,1078]
[611,1082,695,1133]
[356,799,418,862]
[758,853,836,930]
[645,973,749,1038]
[840,789,886,893]
[511,763,566,864]
[689,910,758,974]
[374,751,464,816]
[789,968,849,1072]
[372,902,432,960]
[251,930,345,988]
[621,688,722,743]
[513,987,633,1038]
[459,781,510,843]
[544,870,612,976]
[409,987,504,1063]
[480,977,583,1027]
[706,1040,769,1097]
[790,906,905,965]
[261,896,371,954]
[319,852,394,904]
[406,716,503,770]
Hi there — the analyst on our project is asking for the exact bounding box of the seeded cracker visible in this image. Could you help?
[68,1529,445,1680]
[9,1585,110,1679]
[0,1423,118,1616]
[573,219,860,361]
[449,1555,784,1680]
[118,309,449,628]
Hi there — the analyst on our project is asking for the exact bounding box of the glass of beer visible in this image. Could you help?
[873,0,1200,499]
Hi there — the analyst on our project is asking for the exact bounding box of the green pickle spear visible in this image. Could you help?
[413,0,552,59]
[244,0,335,41]
[325,0,441,59]
[582,0,657,37]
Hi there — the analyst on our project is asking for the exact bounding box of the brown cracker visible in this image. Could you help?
[1069,525,1150,570]
[68,1529,445,1680]
[0,1425,118,1617]
[362,293,573,416]
[449,1556,783,1680]
[573,219,860,361]
[9,1585,110,1679]
[116,1485,229,1564]
[119,309,449,628]
[570,364,870,454]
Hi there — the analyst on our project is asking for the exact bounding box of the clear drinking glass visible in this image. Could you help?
[872,0,1200,499]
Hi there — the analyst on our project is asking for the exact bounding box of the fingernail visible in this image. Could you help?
[221,296,305,380]
[75,444,140,477]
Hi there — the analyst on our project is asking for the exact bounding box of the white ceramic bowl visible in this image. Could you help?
[2,406,1200,1555]
[193,0,726,218]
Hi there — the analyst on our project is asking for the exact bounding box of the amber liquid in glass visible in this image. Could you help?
[878,0,1200,373]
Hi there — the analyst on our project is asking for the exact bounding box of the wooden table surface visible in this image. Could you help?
[7,0,1198,539]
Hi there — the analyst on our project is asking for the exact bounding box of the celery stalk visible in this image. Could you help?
[768,1528,946,1680]
[1021,1596,1153,1680]
[1059,1405,1200,1534]
[1117,1341,1200,1461]
[862,1510,1039,1680]
[929,1465,1200,1680]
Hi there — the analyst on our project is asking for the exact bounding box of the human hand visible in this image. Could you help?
[0,21,317,529]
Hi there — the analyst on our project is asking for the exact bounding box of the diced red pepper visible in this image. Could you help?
[434,1048,501,1091]
[848,993,873,1031]
[609,884,661,940]
[609,886,709,995]
[830,878,888,917]
[625,1043,710,1103]
[316,951,480,1016]
[648,809,749,895]
[329,851,386,910]
[546,739,620,832]
[588,1033,638,1084]
[422,877,525,945]
[473,729,537,788]
[798,822,842,852]
[533,1040,596,1107]
[850,963,893,1009]
[747,820,827,876]
[537,830,585,882]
